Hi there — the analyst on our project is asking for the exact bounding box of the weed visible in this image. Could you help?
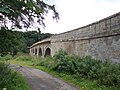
[0,56,29,90]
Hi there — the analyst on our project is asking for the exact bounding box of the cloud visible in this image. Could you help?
[96,0,120,3]
[41,0,120,34]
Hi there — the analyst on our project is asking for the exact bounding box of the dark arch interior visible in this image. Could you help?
[45,48,51,57]
[32,49,34,53]
[39,48,42,56]
[35,48,37,55]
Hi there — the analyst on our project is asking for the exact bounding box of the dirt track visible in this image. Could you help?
[11,65,79,90]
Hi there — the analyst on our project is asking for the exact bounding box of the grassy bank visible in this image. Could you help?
[0,56,30,90]
[9,51,120,90]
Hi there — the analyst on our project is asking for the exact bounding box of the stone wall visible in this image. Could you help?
[51,12,120,63]
[30,38,51,57]
[30,12,120,63]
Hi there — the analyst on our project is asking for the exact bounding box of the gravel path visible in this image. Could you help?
[10,65,79,90]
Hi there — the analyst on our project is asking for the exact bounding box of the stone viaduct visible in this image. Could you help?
[30,12,120,63]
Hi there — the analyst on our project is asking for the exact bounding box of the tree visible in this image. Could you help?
[0,29,53,56]
[0,0,58,56]
[0,27,20,56]
[0,0,59,29]
[23,31,52,47]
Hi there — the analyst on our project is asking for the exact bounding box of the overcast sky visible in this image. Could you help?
[39,0,120,34]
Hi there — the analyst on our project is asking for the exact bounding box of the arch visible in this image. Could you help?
[33,48,34,53]
[39,48,42,56]
[44,48,51,57]
[35,48,37,55]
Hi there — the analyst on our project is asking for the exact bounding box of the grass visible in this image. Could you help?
[10,56,120,90]
[7,72,30,90]
[10,60,32,67]
[0,61,30,90]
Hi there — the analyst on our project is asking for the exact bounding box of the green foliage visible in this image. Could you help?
[15,55,32,61]
[53,49,68,61]
[0,0,59,29]
[0,61,29,90]
[36,56,56,69]
[36,49,120,87]
[10,54,120,90]
[0,28,52,56]
[11,51,120,88]
[96,62,120,86]
[0,0,57,56]
[23,31,52,47]
[0,54,12,62]
[0,28,20,56]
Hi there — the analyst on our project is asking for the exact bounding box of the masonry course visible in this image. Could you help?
[30,12,120,63]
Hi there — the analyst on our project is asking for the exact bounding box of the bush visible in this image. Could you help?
[53,49,68,61]
[0,61,29,90]
[15,50,120,87]
[96,62,120,86]
[53,54,81,74]
[38,49,120,87]
[37,56,56,69]
[37,49,68,70]
[0,54,12,61]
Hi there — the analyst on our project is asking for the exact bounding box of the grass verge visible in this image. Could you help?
[0,61,30,90]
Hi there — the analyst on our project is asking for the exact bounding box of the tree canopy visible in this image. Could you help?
[0,28,20,56]
[0,0,59,29]
[0,29,52,56]
[0,0,58,56]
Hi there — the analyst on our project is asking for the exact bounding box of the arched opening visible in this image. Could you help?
[44,48,51,57]
[35,48,37,55]
[33,49,34,54]
[39,48,42,56]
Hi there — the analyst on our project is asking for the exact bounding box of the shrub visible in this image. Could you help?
[42,49,120,87]
[52,49,68,72]
[15,49,119,87]
[37,56,56,69]
[53,55,81,74]
[53,49,67,61]
[0,54,12,61]
[96,62,120,86]
[0,61,29,90]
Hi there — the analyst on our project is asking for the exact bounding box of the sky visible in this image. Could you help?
[37,0,120,34]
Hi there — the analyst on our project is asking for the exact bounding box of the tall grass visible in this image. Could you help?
[0,55,29,90]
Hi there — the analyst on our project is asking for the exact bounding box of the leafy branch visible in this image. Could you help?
[0,0,59,29]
